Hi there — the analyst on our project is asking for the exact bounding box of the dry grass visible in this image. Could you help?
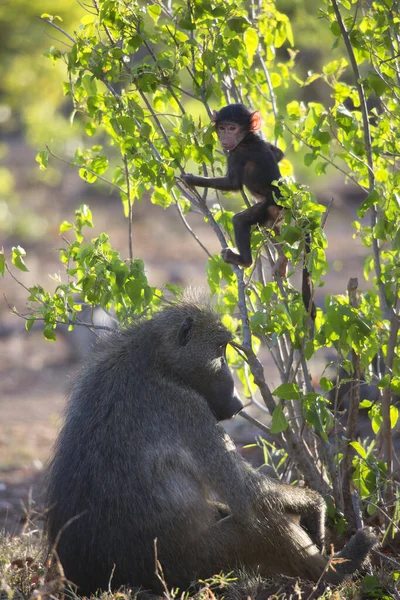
[1,525,397,600]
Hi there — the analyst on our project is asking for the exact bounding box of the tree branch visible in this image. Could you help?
[341,277,363,530]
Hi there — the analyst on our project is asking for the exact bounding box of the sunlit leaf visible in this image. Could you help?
[11,246,29,272]
[244,28,258,64]
[350,441,366,459]
[36,150,49,170]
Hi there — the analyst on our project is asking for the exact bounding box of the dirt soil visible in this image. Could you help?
[0,139,375,535]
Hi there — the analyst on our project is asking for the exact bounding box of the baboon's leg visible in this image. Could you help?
[162,514,327,587]
[163,518,376,588]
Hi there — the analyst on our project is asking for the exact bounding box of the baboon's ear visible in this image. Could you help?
[250,111,262,131]
[177,316,194,346]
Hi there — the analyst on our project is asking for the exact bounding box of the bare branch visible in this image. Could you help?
[173,195,213,259]
[46,146,126,195]
[38,16,77,44]
[321,198,334,230]
[123,154,134,261]
[381,311,400,517]
[239,410,271,438]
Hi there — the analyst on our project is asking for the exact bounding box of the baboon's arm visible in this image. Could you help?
[202,426,325,546]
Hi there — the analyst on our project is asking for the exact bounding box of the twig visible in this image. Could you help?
[46,146,125,195]
[321,198,334,229]
[235,266,252,350]
[372,549,400,570]
[256,51,278,144]
[341,277,363,530]
[92,0,115,45]
[177,180,228,248]
[153,539,173,600]
[174,195,213,259]
[242,334,330,492]
[122,154,134,261]
[10,309,115,333]
[239,410,271,437]
[365,499,400,535]
[42,30,73,48]
[38,17,77,44]
[381,311,400,517]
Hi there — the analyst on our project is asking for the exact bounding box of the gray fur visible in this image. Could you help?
[44,301,376,595]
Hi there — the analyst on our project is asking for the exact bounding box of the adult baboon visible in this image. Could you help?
[44,301,376,596]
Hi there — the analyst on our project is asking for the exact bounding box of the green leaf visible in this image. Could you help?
[244,28,258,65]
[304,153,316,166]
[11,246,29,272]
[81,14,96,25]
[227,16,251,33]
[282,226,303,244]
[181,114,194,135]
[357,189,379,218]
[350,441,366,459]
[390,405,399,429]
[0,249,5,276]
[125,277,142,302]
[286,101,302,119]
[272,383,301,400]
[178,17,195,31]
[320,377,334,392]
[148,4,161,22]
[79,168,97,183]
[391,377,400,394]
[36,150,49,170]
[369,404,383,434]
[314,131,330,145]
[59,221,73,233]
[335,105,354,133]
[377,374,390,389]
[26,317,35,331]
[368,72,389,97]
[85,122,96,136]
[360,399,373,409]
[82,74,97,96]
[304,340,314,360]
[43,46,62,62]
[362,576,383,596]
[342,359,354,376]
[44,326,56,341]
[270,404,288,434]
[151,187,173,209]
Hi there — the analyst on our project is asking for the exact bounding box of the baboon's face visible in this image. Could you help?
[216,121,247,151]
[204,341,243,421]
[171,310,243,421]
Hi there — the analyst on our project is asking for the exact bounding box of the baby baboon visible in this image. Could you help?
[44,301,376,596]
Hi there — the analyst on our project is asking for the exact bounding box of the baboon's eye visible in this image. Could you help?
[219,344,227,359]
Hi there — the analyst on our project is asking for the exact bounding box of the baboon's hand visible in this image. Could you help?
[300,513,325,552]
